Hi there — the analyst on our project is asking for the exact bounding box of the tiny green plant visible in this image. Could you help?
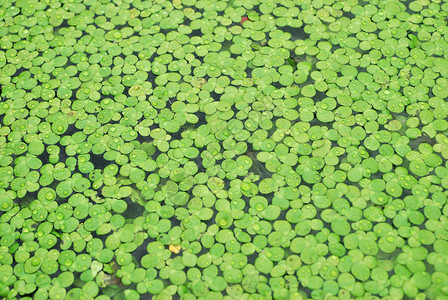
[0,0,448,299]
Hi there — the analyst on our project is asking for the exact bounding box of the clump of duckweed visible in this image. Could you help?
[1,0,448,299]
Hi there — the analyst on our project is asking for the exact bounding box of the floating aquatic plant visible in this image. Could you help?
[1,0,448,299]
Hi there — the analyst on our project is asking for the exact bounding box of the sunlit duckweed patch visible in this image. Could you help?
[1,0,448,299]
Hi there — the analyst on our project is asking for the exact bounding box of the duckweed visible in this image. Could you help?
[1,0,448,299]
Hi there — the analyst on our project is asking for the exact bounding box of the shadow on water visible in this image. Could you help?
[281,25,307,41]
[90,152,112,169]
[245,150,274,180]
[121,197,145,220]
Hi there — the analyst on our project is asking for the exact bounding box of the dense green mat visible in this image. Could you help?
[1,0,448,299]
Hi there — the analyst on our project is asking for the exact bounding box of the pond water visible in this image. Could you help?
[1,0,448,299]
